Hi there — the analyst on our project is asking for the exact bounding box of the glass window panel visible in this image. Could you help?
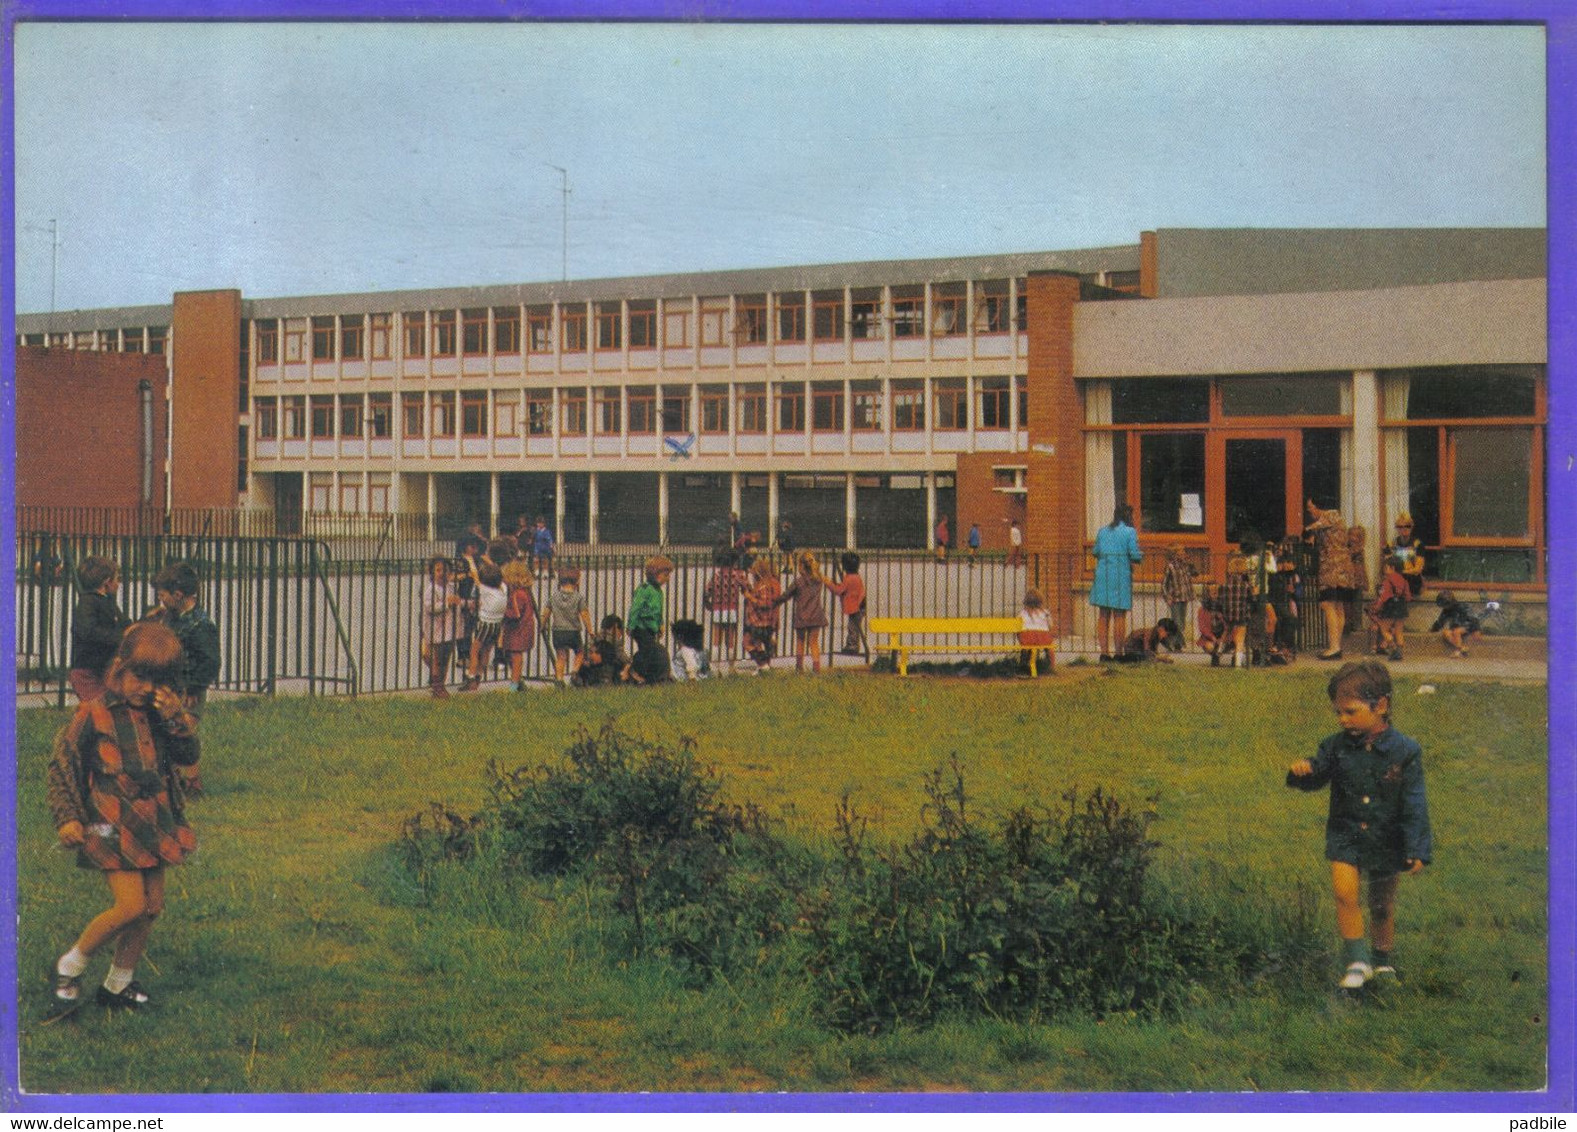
[1404,366,1540,419]
[1111,378,1209,424]
[1220,375,1342,417]
[1451,427,1532,538]
[1138,433,1206,533]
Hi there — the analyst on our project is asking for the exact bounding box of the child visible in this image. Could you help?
[1388,513,1426,598]
[498,556,539,691]
[69,556,130,703]
[824,552,867,657]
[627,556,673,685]
[1007,519,1024,567]
[1241,534,1279,646]
[572,637,616,687]
[545,567,594,687]
[142,561,220,794]
[594,614,633,682]
[453,536,485,663]
[461,559,507,691]
[1196,584,1227,666]
[1017,588,1055,676]
[773,551,828,673]
[142,561,221,713]
[703,547,748,670]
[1369,555,1411,662]
[967,522,981,565]
[1430,590,1482,658]
[48,623,200,1009]
[1287,661,1432,990]
[531,517,555,576]
[1115,617,1182,663]
[1272,538,1305,659]
[743,557,782,670]
[670,618,713,682]
[1161,544,1196,638]
[421,555,464,698]
[1220,556,1256,669]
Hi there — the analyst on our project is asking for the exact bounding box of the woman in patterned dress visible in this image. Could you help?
[48,623,200,1009]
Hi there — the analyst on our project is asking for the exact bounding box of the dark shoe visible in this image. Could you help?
[54,970,83,1003]
[97,981,149,1010]
[1318,650,1343,661]
[1098,654,1113,663]
[1209,654,1220,666]
[430,686,450,699]
[1388,649,1403,661]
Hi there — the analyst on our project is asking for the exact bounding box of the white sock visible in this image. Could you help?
[103,964,136,994]
[57,947,89,977]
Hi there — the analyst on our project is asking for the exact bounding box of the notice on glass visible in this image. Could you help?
[1179,494,1203,527]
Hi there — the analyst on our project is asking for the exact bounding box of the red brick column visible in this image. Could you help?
[170,290,243,510]
[1024,271,1083,635]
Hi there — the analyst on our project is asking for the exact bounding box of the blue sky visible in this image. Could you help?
[12,21,1547,312]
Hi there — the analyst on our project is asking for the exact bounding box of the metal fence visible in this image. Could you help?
[16,523,1332,702]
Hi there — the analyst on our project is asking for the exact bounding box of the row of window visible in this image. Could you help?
[17,327,168,353]
[253,377,1027,442]
[251,284,1035,365]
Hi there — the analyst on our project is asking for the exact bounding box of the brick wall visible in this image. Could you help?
[15,347,168,510]
[1023,271,1085,634]
[954,451,1025,551]
[170,289,242,510]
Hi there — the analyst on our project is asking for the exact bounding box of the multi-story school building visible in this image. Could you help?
[17,227,1548,603]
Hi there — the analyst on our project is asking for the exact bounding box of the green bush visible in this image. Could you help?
[398,728,1323,1034]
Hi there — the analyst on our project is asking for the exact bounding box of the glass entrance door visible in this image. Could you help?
[1210,431,1304,552]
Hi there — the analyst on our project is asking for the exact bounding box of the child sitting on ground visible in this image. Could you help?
[670,618,713,682]
[1287,660,1432,991]
[1114,617,1182,663]
[1429,590,1482,658]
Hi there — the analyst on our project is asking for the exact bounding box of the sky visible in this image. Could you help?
[11,21,1548,313]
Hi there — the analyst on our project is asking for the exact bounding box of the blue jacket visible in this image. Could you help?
[1089,522,1142,611]
[1287,726,1432,872]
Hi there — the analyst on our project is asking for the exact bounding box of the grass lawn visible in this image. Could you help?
[13,665,1548,1095]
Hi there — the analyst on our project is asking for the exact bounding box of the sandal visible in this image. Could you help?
[54,970,82,1003]
[97,981,150,1010]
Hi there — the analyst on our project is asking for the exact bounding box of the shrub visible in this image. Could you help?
[793,761,1295,1033]
[397,730,1323,1033]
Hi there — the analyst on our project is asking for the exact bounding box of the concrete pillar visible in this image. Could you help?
[426,473,436,543]
[845,472,857,549]
[658,471,670,546]
[926,474,937,550]
[554,470,566,546]
[489,472,500,537]
[588,471,600,547]
[1351,369,1383,586]
[767,472,779,545]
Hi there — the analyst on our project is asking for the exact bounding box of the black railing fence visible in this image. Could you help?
[16,521,1332,702]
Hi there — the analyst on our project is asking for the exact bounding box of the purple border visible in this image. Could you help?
[2,0,1571,1115]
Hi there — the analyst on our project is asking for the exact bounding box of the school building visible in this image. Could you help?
[16,227,1548,603]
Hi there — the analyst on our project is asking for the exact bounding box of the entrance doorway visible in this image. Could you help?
[1211,431,1303,552]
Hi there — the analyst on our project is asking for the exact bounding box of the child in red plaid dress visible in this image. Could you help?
[48,623,201,1010]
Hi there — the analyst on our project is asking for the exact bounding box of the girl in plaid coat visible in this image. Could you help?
[48,623,200,1010]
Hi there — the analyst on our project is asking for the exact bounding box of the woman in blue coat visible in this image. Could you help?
[1090,504,1143,660]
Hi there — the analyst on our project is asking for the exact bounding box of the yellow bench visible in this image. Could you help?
[868,616,1049,677]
